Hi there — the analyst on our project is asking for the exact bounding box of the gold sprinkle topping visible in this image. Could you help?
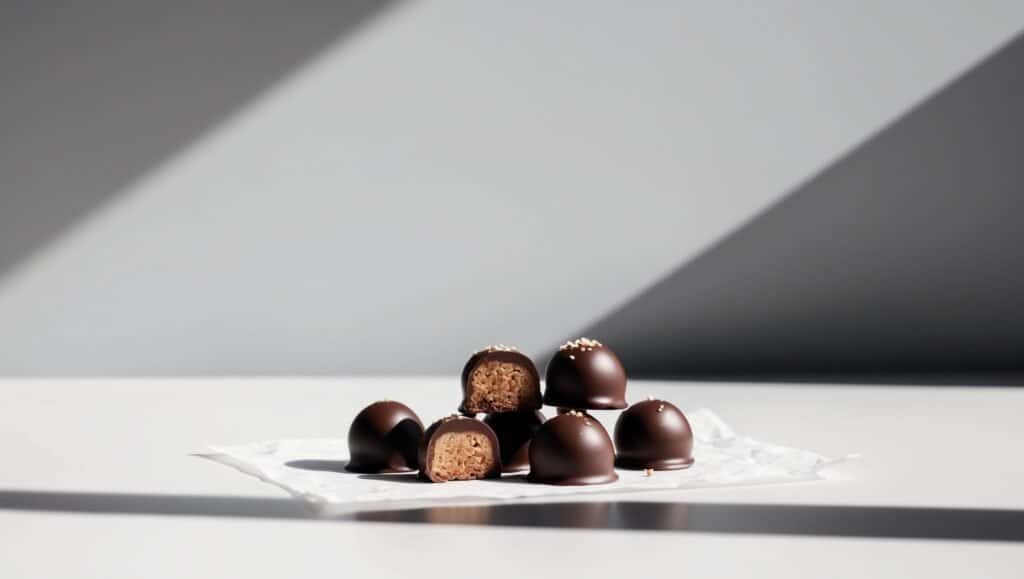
[657,404,665,413]
[559,337,603,352]
[643,468,654,477]
[647,395,655,401]
[473,344,519,355]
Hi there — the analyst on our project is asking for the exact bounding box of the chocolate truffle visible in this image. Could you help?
[419,415,502,482]
[346,401,424,473]
[528,411,618,485]
[460,345,542,414]
[613,398,694,470]
[483,410,546,472]
[543,338,627,410]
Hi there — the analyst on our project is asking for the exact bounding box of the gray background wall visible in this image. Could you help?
[584,33,1024,378]
[1,1,1023,376]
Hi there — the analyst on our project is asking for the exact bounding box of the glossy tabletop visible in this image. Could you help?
[1,378,1022,578]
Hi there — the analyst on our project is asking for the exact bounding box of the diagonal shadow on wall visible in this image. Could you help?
[579,33,1024,381]
[0,0,399,280]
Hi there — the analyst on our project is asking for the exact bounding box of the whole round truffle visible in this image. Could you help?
[483,410,546,472]
[345,401,424,473]
[613,399,694,470]
[543,338,627,410]
[528,411,618,485]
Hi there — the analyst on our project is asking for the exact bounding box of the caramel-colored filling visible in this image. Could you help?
[467,361,538,412]
[427,432,496,482]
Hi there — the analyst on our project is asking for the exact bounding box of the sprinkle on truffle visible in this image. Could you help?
[643,468,654,477]
[473,344,519,355]
[657,404,665,413]
[559,337,603,352]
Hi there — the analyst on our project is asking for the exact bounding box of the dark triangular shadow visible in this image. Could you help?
[0,1,399,280]
[577,33,1024,382]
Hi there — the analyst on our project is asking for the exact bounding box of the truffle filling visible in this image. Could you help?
[467,361,538,412]
[427,432,496,481]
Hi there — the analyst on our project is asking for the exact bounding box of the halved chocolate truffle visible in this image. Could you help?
[346,401,424,473]
[613,398,694,470]
[528,411,618,485]
[543,338,627,410]
[419,415,502,482]
[460,345,542,414]
[483,410,546,472]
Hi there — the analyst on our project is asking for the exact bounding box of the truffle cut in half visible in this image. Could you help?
[419,415,502,482]
[460,345,541,414]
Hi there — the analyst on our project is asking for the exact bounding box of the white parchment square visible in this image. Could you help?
[197,408,846,513]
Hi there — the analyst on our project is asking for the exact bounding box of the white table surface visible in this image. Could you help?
[1,377,1022,578]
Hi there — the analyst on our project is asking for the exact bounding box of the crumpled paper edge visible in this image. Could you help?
[195,408,855,514]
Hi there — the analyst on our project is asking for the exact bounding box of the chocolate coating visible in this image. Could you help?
[483,410,546,472]
[528,411,618,485]
[345,401,424,473]
[613,399,694,470]
[460,346,542,414]
[543,338,627,410]
[418,415,502,482]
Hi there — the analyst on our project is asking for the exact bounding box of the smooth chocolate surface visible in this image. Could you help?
[460,345,542,414]
[614,399,694,470]
[483,410,546,472]
[345,401,424,473]
[528,411,618,485]
[418,415,502,482]
[543,338,627,410]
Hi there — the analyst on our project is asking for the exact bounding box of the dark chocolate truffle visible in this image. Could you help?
[528,411,618,485]
[543,338,627,410]
[346,401,424,473]
[483,410,546,472]
[419,415,502,482]
[613,398,694,470]
[460,345,542,414]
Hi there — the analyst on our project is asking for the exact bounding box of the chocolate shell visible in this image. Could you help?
[483,410,546,472]
[543,338,627,410]
[528,411,618,485]
[613,399,694,470]
[460,345,542,414]
[345,401,424,473]
[419,415,502,482]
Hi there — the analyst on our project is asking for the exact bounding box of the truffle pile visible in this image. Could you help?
[345,338,695,485]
